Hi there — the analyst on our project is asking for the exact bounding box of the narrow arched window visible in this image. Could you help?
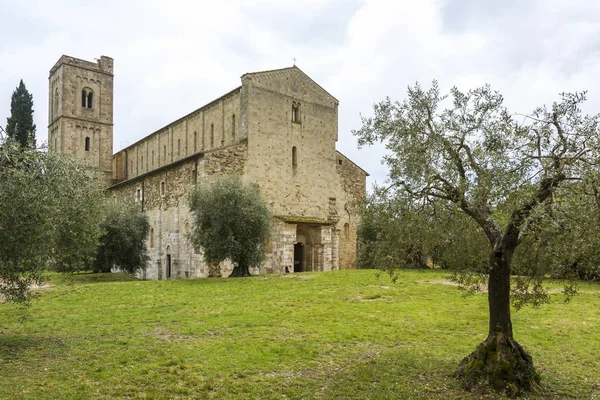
[54,88,59,118]
[85,136,90,151]
[81,90,87,107]
[87,92,93,108]
[150,228,155,248]
[292,103,300,123]
[194,132,197,152]
[163,145,167,162]
[231,114,236,141]
[192,160,198,184]
[210,124,214,147]
[292,146,297,169]
[344,223,350,239]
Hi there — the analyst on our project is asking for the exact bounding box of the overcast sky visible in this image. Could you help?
[1,0,599,188]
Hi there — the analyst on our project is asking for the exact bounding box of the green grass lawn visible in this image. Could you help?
[1,270,598,399]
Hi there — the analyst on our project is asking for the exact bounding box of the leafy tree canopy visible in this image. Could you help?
[6,80,36,148]
[354,82,600,395]
[93,200,150,276]
[0,138,105,304]
[189,178,272,277]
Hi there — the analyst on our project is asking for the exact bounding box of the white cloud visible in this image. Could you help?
[1,0,598,189]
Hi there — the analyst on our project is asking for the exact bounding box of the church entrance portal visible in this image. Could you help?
[294,243,304,272]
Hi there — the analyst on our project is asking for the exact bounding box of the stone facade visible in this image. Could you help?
[48,55,368,279]
[48,56,114,186]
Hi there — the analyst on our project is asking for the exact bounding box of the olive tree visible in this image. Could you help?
[512,178,600,283]
[0,138,105,303]
[189,178,271,277]
[354,82,600,394]
[359,187,489,275]
[358,188,432,272]
[93,200,150,275]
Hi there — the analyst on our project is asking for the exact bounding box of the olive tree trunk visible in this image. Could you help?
[456,247,540,396]
[228,263,251,277]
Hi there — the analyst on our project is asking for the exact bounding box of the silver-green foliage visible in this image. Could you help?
[0,139,106,303]
[93,199,150,275]
[355,82,600,303]
[512,179,600,286]
[358,187,489,282]
[188,178,271,276]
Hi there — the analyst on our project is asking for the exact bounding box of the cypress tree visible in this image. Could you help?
[6,80,36,148]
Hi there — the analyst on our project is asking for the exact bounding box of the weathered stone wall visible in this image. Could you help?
[112,89,241,182]
[109,143,248,279]
[243,67,340,220]
[335,151,368,269]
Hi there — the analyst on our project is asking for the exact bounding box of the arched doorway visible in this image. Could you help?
[295,225,319,272]
[293,242,304,272]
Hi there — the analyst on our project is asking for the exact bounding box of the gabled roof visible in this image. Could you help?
[242,65,339,104]
[336,150,369,176]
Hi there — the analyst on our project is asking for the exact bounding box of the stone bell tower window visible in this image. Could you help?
[81,89,94,109]
[54,87,59,118]
[84,136,90,151]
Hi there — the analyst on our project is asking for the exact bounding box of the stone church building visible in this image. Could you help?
[48,55,367,279]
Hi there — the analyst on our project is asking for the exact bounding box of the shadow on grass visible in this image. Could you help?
[0,335,65,363]
[45,271,139,286]
[308,346,591,400]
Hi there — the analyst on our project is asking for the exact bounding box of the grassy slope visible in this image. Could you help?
[0,270,598,400]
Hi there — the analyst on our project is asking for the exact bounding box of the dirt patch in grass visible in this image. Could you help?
[281,274,318,280]
[346,294,391,302]
[259,274,318,281]
[419,279,461,287]
[146,328,194,343]
[261,343,383,389]
[419,279,600,296]
[0,284,54,304]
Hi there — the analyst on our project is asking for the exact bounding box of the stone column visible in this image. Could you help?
[320,226,333,271]
[283,223,297,272]
[331,227,339,271]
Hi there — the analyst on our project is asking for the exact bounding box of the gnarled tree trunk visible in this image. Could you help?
[228,263,251,277]
[207,262,221,278]
[456,247,540,396]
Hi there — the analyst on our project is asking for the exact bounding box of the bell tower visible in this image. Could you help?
[48,55,114,185]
